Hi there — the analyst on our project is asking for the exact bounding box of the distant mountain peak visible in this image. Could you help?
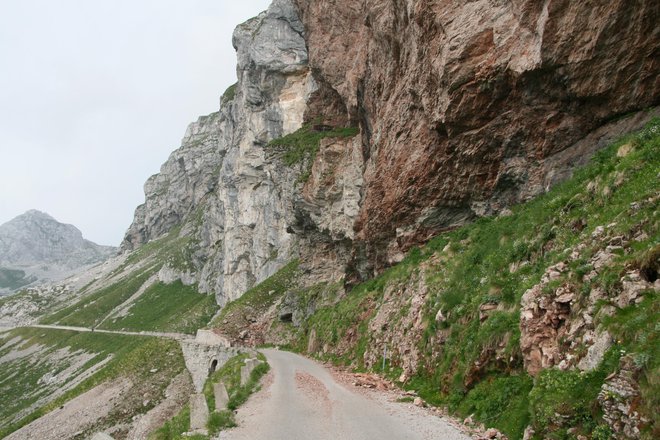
[21,209,56,220]
[0,210,117,293]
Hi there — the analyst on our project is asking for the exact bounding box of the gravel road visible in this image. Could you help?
[217,349,471,440]
[24,324,189,341]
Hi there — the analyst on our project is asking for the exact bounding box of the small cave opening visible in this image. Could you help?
[209,359,218,376]
[279,312,293,323]
[638,247,659,283]
[640,265,658,283]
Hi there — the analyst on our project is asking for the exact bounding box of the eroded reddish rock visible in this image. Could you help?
[295,0,660,276]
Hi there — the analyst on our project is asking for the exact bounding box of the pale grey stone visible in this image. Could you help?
[121,0,316,306]
[0,210,116,294]
[214,382,229,412]
[189,393,209,431]
[240,365,251,386]
[89,433,114,440]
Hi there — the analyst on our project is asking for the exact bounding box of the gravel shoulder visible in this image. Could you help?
[216,349,472,440]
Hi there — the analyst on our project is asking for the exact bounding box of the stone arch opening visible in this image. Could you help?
[209,359,218,376]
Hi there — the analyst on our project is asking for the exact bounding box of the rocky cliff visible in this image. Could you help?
[124,0,658,305]
[0,210,116,293]
[123,0,315,303]
[294,0,659,278]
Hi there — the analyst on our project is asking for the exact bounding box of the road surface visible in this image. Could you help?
[217,349,471,440]
[21,324,190,341]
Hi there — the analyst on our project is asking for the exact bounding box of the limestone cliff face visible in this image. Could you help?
[124,0,658,300]
[123,0,316,303]
[294,0,660,277]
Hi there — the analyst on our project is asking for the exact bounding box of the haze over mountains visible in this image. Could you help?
[0,210,116,294]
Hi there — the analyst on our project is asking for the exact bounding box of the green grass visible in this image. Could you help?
[208,260,301,337]
[457,374,533,438]
[529,348,621,439]
[148,405,192,440]
[221,83,237,105]
[266,122,359,182]
[203,352,269,436]
[41,266,158,327]
[0,328,185,438]
[100,281,218,334]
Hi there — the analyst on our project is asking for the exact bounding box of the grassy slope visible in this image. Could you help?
[0,328,185,438]
[100,281,218,334]
[213,118,659,439]
[41,225,218,333]
[208,260,301,340]
[41,266,158,327]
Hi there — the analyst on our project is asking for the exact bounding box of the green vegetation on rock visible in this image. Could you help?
[209,260,301,335]
[266,122,358,182]
[150,352,269,440]
[213,118,660,439]
[221,83,237,105]
[41,266,159,327]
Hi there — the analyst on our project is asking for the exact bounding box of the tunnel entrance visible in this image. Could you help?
[209,359,218,376]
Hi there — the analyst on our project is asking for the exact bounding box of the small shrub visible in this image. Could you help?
[207,410,236,433]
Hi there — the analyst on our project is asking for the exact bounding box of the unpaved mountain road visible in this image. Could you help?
[217,349,471,440]
[21,324,190,341]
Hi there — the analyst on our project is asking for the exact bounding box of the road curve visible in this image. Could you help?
[217,349,470,440]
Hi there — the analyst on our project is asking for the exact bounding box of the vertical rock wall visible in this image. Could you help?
[122,0,316,303]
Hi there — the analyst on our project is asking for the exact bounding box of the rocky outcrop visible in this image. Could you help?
[598,356,646,440]
[295,0,660,277]
[520,223,660,377]
[122,0,316,303]
[0,210,116,293]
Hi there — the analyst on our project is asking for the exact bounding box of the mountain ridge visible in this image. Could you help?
[0,209,117,293]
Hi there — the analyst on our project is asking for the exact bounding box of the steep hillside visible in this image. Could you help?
[2,1,657,438]
[0,327,187,439]
[211,119,659,439]
[0,210,116,294]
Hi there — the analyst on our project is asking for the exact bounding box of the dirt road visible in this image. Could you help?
[24,324,189,341]
[217,349,471,440]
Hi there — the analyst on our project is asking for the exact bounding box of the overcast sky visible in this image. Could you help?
[0,0,272,246]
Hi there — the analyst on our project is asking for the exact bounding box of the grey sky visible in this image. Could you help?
[0,0,272,246]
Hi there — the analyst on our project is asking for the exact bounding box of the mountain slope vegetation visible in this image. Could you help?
[212,118,660,439]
